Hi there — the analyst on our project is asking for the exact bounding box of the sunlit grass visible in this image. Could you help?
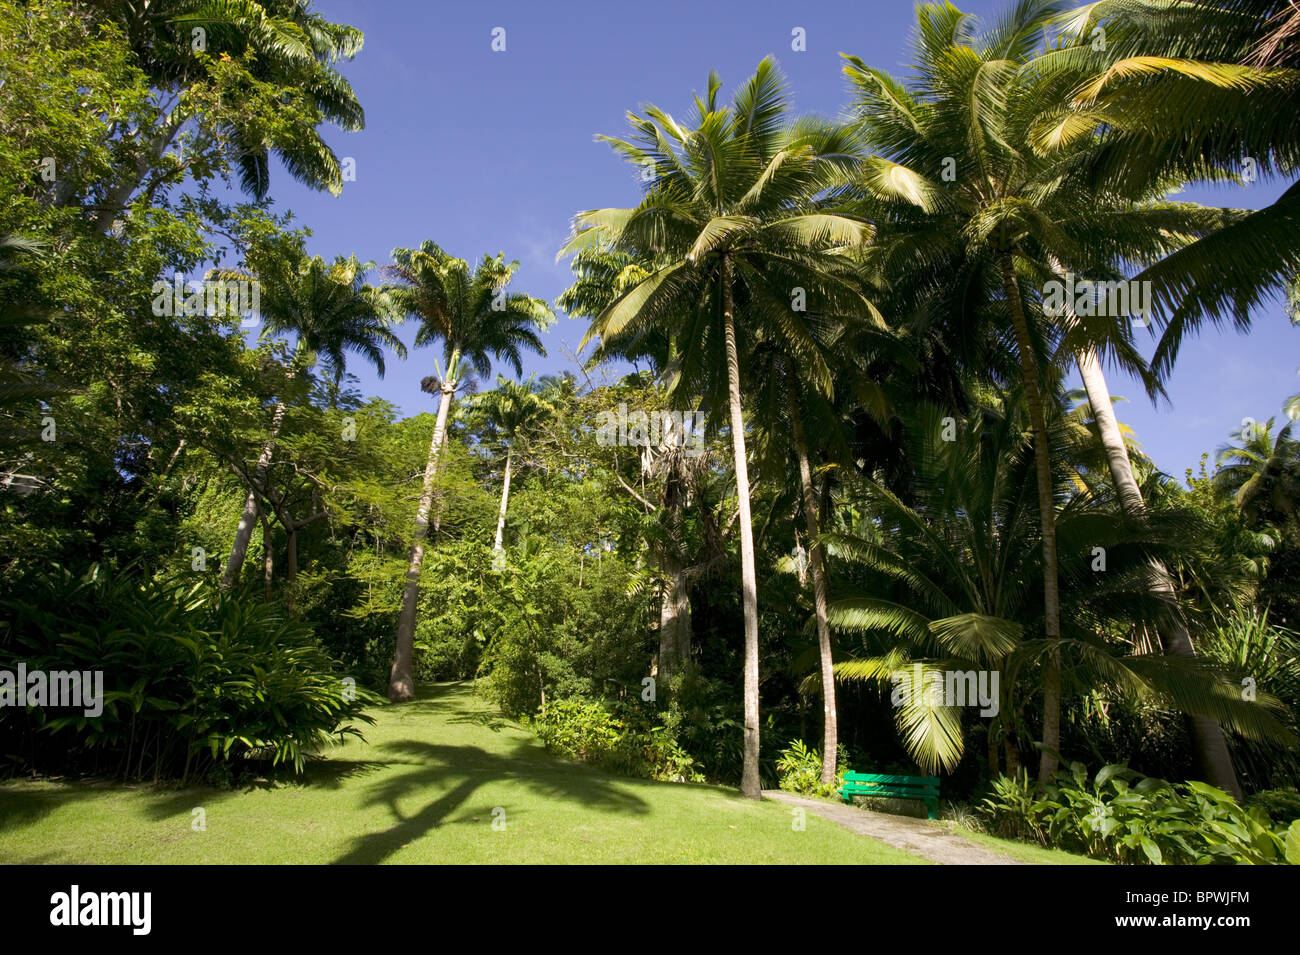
[0,683,934,864]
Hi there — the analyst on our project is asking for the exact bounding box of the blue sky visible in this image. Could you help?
[257,0,1299,480]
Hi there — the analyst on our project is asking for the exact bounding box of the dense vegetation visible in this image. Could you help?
[3,0,1300,865]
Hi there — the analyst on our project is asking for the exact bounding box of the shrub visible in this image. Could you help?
[775,738,849,797]
[1247,788,1300,825]
[533,697,702,782]
[0,565,377,780]
[980,762,1300,865]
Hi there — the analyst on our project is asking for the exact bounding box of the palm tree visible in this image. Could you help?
[841,0,1245,784]
[1216,416,1300,530]
[464,375,554,559]
[384,241,553,702]
[824,395,1294,774]
[562,58,877,796]
[1052,0,1300,378]
[218,249,403,591]
[748,334,880,787]
[842,2,1084,780]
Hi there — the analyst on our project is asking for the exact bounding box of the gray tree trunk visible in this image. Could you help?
[658,558,692,679]
[492,449,512,553]
[1075,347,1242,798]
[388,381,456,701]
[1000,254,1063,784]
[221,398,287,591]
[720,253,762,799]
[791,388,838,786]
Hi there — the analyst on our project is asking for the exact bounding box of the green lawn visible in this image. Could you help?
[0,683,935,865]
[940,826,1108,865]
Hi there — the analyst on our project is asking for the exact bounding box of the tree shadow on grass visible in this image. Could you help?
[331,739,650,865]
[0,784,80,832]
[446,710,514,733]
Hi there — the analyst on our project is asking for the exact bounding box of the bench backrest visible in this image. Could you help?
[841,772,939,793]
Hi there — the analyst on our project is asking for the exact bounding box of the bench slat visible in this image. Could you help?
[838,768,940,819]
[843,773,939,785]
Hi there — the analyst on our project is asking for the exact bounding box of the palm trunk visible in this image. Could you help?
[1076,347,1242,798]
[221,398,287,591]
[658,556,692,679]
[492,449,513,553]
[790,383,838,786]
[999,253,1063,784]
[658,472,692,680]
[721,253,762,798]
[388,379,456,701]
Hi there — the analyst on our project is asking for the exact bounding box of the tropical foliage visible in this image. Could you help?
[3,0,1300,869]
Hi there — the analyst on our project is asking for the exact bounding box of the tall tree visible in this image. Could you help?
[563,58,877,797]
[464,375,554,558]
[840,0,1234,781]
[384,241,552,702]
[217,247,403,590]
[825,395,1294,774]
[1216,416,1300,530]
[64,0,366,232]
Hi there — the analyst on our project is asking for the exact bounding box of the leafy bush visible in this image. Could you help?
[980,762,1300,865]
[1247,788,1300,825]
[533,697,702,782]
[1200,608,1300,790]
[0,565,377,780]
[775,739,849,797]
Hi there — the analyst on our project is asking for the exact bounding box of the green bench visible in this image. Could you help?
[839,772,940,819]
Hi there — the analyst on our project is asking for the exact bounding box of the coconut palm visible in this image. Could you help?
[384,241,553,702]
[824,395,1294,774]
[748,326,895,786]
[464,375,554,559]
[1051,0,1300,378]
[1216,416,1300,530]
[561,58,878,796]
[841,0,1248,783]
[218,249,402,591]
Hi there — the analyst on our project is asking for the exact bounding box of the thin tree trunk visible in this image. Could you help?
[221,399,287,591]
[1076,347,1242,798]
[286,527,298,614]
[492,449,513,553]
[999,254,1063,784]
[721,253,762,799]
[790,383,838,786]
[1005,737,1021,777]
[260,510,273,603]
[388,380,456,701]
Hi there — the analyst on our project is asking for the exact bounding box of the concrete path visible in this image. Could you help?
[763,790,1025,865]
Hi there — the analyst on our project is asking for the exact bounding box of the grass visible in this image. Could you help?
[940,826,1109,865]
[0,682,936,865]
